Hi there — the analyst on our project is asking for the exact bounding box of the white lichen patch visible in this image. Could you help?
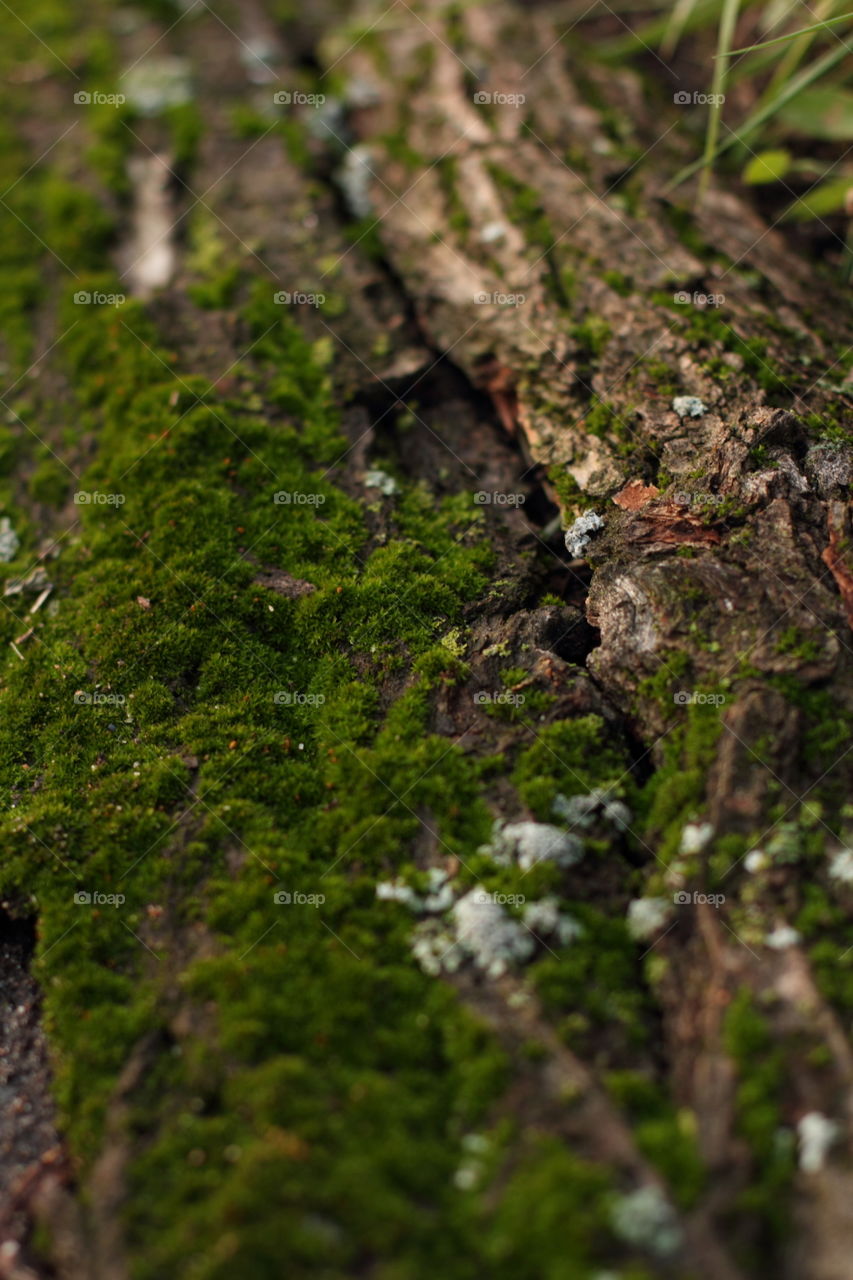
[480,820,584,871]
[671,395,706,419]
[564,511,604,559]
[0,517,19,563]
[121,57,192,115]
[376,867,455,915]
[626,897,672,942]
[828,848,853,885]
[376,879,419,908]
[765,924,801,950]
[451,889,535,977]
[610,1185,682,1256]
[453,1132,491,1190]
[679,822,713,855]
[798,1112,840,1173]
[479,221,508,244]
[553,790,632,832]
[523,897,583,945]
[336,145,375,218]
[364,469,399,496]
[744,849,769,874]
[410,921,465,976]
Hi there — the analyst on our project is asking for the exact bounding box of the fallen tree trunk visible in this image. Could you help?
[0,1,851,1278]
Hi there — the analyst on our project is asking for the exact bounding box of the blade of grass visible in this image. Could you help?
[661,0,702,57]
[723,9,853,53]
[763,0,838,100]
[668,39,850,189]
[599,0,730,58]
[697,0,741,202]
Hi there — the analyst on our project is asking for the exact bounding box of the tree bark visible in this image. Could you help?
[0,2,852,1278]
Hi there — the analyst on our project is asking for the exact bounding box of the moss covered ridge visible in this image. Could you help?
[0,264,666,1273]
[0,2,851,1277]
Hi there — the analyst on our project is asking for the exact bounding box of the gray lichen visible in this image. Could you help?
[523,896,583,945]
[553,790,632,832]
[626,897,672,942]
[0,517,19,562]
[480,820,584,871]
[609,1185,682,1257]
[364,469,399,496]
[564,511,604,559]
[672,395,706,419]
[451,889,536,976]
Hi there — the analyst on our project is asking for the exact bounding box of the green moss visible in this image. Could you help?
[638,688,725,861]
[605,1071,705,1207]
[602,269,632,297]
[572,315,612,359]
[534,907,651,1057]
[28,456,70,507]
[723,989,796,1251]
[512,715,634,819]
[479,1139,620,1276]
[436,155,472,235]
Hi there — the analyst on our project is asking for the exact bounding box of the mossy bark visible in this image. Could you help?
[0,2,851,1279]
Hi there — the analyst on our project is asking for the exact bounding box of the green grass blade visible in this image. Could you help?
[723,10,853,53]
[661,0,702,57]
[669,39,850,190]
[697,0,741,201]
